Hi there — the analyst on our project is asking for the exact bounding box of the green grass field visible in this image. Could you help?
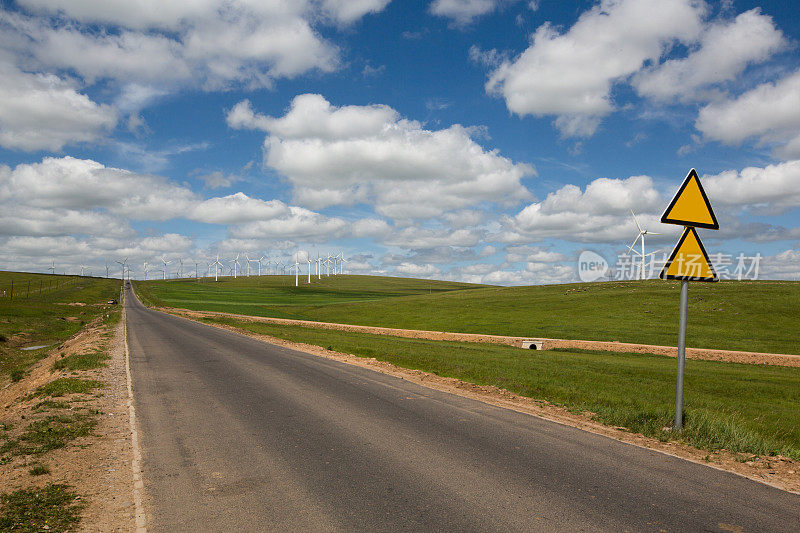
[201,315,800,460]
[136,275,800,354]
[0,271,121,385]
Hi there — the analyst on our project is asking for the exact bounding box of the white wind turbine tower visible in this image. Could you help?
[80,264,86,276]
[211,254,223,282]
[143,261,150,280]
[178,259,184,278]
[307,254,312,284]
[161,257,171,280]
[316,251,321,280]
[48,260,55,275]
[231,254,241,278]
[116,258,128,280]
[292,253,300,287]
[105,262,110,278]
[340,255,348,275]
[628,210,661,280]
[258,255,265,276]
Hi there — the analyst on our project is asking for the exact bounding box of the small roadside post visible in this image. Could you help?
[659,169,719,429]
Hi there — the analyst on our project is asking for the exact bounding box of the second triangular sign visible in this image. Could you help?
[661,169,719,230]
[659,227,718,282]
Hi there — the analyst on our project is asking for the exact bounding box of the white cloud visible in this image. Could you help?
[633,9,784,102]
[481,264,574,285]
[485,0,705,136]
[4,1,389,93]
[702,160,800,212]
[385,227,483,249]
[351,218,392,238]
[0,60,117,151]
[759,248,800,280]
[190,193,290,224]
[430,0,504,26]
[395,262,441,277]
[695,69,800,159]
[0,156,197,220]
[230,94,534,219]
[502,175,669,243]
[505,245,567,263]
[230,206,347,241]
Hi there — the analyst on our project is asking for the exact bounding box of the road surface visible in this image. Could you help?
[125,286,800,531]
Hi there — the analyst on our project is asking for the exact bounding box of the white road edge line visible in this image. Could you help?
[123,304,147,532]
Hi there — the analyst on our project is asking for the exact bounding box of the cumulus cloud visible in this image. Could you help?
[229,206,348,241]
[501,175,670,243]
[3,0,389,93]
[759,248,800,280]
[485,0,705,137]
[633,9,784,102]
[430,0,507,26]
[229,94,534,219]
[0,156,197,220]
[385,227,484,249]
[702,160,800,213]
[695,69,800,159]
[0,61,117,151]
[190,193,290,225]
[504,245,567,263]
[395,262,441,277]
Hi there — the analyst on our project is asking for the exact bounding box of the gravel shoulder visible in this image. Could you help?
[0,312,135,532]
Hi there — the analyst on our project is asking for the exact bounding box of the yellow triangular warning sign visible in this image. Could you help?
[659,227,718,282]
[661,169,719,230]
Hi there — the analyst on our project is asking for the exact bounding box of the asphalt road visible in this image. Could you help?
[125,286,800,532]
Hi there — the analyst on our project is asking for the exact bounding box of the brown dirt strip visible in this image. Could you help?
[157,307,800,367]
[0,315,135,532]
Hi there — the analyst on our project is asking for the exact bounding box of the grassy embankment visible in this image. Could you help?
[0,271,120,531]
[137,275,800,460]
[0,272,119,383]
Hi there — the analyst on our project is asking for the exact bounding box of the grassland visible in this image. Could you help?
[201,315,800,460]
[0,271,120,385]
[136,275,800,354]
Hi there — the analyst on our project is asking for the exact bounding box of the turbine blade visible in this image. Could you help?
[631,210,643,232]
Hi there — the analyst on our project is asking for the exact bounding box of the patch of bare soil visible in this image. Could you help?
[177,312,800,495]
[0,314,135,532]
[162,307,800,367]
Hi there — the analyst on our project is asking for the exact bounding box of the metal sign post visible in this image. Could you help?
[659,169,720,430]
[675,280,688,429]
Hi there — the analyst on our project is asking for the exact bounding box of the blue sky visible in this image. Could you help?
[0,0,799,283]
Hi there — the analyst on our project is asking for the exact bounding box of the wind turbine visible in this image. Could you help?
[292,253,300,287]
[210,254,223,282]
[80,264,86,277]
[48,260,55,275]
[161,257,171,280]
[178,259,184,278]
[316,251,321,280]
[258,256,265,276]
[143,261,150,280]
[231,254,240,278]
[628,210,661,280]
[340,255,348,275]
[116,258,128,280]
[307,254,312,284]
[105,262,110,278]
